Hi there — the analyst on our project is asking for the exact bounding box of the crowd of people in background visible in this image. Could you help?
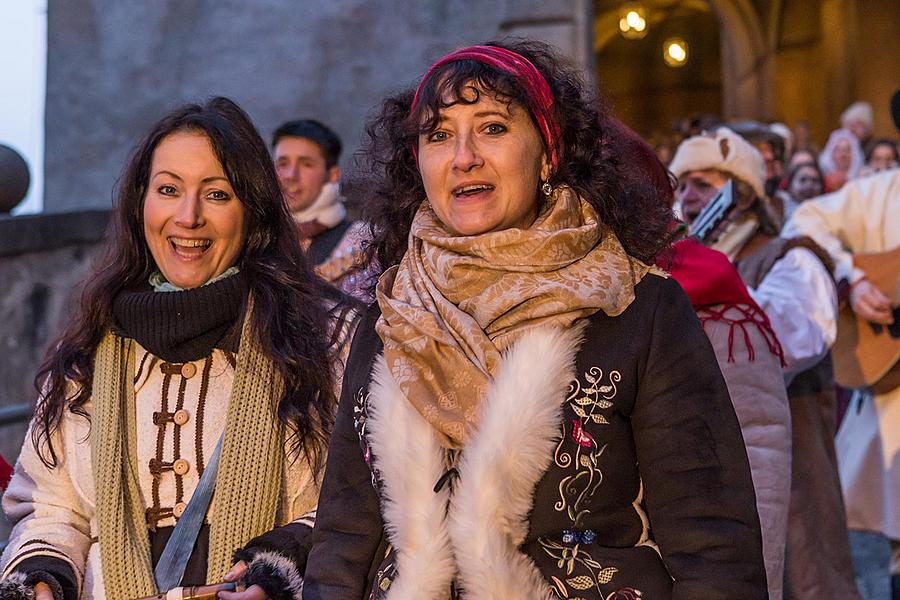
[656,94,900,600]
[653,100,899,198]
[0,39,897,600]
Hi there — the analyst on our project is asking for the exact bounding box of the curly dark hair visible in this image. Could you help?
[33,97,350,472]
[357,38,673,275]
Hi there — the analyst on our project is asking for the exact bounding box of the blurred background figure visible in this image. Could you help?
[861,138,899,176]
[841,101,875,147]
[820,128,865,192]
[784,87,900,600]
[776,160,825,222]
[770,122,794,162]
[670,126,862,600]
[272,120,371,300]
[792,120,818,155]
[729,121,786,200]
[788,147,819,170]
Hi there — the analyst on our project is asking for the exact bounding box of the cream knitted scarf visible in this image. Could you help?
[92,306,285,597]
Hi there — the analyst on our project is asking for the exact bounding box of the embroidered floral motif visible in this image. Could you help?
[606,588,643,600]
[540,538,643,599]
[354,387,381,490]
[562,528,597,545]
[554,366,620,526]
[572,419,594,448]
[369,546,397,600]
[353,387,370,461]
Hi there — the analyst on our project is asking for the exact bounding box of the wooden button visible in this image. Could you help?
[173,409,190,426]
[173,459,190,475]
[181,363,197,379]
[173,502,186,518]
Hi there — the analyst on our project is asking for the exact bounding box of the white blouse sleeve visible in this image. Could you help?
[1,420,93,590]
[746,247,838,381]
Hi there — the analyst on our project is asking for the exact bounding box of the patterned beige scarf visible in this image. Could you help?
[92,303,285,597]
[376,185,651,448]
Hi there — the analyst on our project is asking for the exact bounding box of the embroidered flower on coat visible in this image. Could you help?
[354,387,381,491]
[541,538,642,598]
[553,366,620,526]
[572,419,594,447]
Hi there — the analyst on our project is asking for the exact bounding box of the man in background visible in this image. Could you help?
[273,119,370,300]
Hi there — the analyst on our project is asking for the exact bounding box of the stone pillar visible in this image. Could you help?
[709,0,775,120]
[820,0,858,129]
[500,0,595,83]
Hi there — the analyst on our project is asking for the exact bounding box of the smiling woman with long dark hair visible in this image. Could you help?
[0,97,355,600]
[303,40,766,600]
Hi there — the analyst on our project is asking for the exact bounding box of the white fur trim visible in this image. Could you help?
[248,550,303,599]
[367,357,456,600]
[448,327,582,600]
[368,327,584,599]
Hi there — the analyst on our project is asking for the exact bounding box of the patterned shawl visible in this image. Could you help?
[376,185,652,447]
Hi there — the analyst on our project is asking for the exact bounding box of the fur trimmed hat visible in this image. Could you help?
[669,127,767,198]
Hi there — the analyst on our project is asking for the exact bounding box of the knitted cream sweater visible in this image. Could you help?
[1,341,345,598]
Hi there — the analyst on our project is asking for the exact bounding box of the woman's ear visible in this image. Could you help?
[540,152,552,182]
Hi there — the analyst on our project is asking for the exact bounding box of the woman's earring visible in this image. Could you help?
[541,181,553,196]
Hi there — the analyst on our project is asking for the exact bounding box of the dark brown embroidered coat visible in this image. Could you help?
[303,274,767,600]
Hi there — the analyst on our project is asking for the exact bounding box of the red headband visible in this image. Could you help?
[410,45,561,171]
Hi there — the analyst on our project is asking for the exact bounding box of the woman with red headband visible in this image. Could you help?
[303,40,766,599]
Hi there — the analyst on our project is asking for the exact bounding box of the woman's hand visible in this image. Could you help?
[850,279,894,324]
[217,560,267,600]
[33,582,55,600]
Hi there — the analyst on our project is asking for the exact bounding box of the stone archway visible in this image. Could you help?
[705,0,775,120]
[592,0,776,123]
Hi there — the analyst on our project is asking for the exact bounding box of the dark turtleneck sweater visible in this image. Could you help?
[111,271,247,363]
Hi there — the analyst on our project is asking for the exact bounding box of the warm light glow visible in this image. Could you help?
[625,11,646,31]
[619,3,648,39]
[663,37,688,67]
[668,42,686,61]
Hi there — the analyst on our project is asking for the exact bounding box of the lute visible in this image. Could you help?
[832,246,900,391]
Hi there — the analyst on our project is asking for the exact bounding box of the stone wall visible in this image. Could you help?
[0,210,108,542]
[44,0,592,213]
[1,0,593,543]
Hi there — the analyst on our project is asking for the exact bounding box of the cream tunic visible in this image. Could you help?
[783,169,900,539]
[2,334,351,598]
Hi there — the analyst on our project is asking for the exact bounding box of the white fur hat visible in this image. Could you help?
[668,127,767,198]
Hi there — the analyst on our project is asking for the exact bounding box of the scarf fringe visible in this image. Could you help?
[698,302,785,367]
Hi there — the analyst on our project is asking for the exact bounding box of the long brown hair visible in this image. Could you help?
[33,97,348,471]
